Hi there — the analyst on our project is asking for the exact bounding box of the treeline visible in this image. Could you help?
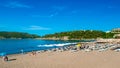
[43,30,114,40]
[0,30,115,40]
[0,31,40,39]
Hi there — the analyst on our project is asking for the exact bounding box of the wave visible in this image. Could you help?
[37,43,77,47]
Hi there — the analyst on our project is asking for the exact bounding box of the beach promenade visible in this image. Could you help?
[0,50,120,68]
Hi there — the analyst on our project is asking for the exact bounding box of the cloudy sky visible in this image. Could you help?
[0,0,120,35]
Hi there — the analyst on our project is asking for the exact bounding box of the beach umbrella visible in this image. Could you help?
[0,52,6,56]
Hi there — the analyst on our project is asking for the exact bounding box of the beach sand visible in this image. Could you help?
[0,50,120,68]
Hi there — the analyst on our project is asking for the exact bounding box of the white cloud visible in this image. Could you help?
[24,25,51,30]
[4,1,32,8]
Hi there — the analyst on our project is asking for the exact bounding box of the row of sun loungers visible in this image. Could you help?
[35,42,120,54]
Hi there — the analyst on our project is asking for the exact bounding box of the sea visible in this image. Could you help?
[0,39,93,55]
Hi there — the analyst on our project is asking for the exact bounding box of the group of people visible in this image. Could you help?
[76,43,89,50]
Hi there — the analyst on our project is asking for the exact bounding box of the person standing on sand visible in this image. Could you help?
[29,51,36,56]
[76,43,81,50]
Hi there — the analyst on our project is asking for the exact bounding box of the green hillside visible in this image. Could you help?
[0,31,40,39]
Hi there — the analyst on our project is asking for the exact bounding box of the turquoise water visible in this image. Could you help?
[0,39,95,55]
[0,39,81,55]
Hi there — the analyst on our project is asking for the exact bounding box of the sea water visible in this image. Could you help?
[0,39,83,55]
[0,39,95,55]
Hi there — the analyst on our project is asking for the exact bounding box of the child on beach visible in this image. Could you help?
[3,56,8,61]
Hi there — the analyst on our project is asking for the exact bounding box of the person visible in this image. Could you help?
[3,55,8,61]
[21,49,24,54]
[76,43,81,50]
[29,51,36,56]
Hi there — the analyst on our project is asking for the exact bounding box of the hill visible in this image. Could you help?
[42,30,114,40]
[0,31,41,39]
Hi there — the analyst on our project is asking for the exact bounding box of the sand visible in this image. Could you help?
[0,50,120,68]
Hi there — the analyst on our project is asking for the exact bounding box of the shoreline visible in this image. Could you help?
[0,39,120,55]
[3,40,120,57]
[1,38,120,56]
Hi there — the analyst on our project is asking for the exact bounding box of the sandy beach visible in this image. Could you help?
[0,50,120,68]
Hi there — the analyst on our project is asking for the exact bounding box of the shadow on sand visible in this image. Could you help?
[8,59,16,61]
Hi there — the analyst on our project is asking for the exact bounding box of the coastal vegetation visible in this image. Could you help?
[42,30,115,40]
[1,29,119,40]
[0,31,40,39]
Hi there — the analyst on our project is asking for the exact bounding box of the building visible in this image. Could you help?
[113,34,120,39]
[111,28,120,39]
[111,28,120,33]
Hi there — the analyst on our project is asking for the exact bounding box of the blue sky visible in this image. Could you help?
[0,0,120,35]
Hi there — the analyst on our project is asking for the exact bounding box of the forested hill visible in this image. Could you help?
[0,31,41,39]
[0,30,115,40]
[42,30,114,40]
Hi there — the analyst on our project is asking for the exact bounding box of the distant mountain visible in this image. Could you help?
[0,31,41,39]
